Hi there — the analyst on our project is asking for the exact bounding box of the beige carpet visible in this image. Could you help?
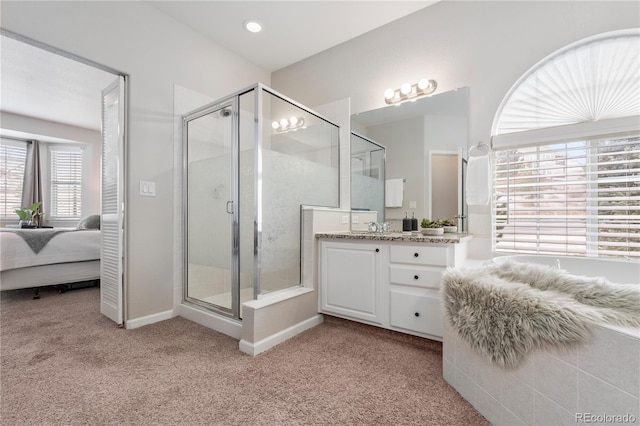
[0,287,488,426]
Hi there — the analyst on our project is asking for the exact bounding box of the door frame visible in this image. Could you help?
[2,29,129,325]
[182,98,241,319]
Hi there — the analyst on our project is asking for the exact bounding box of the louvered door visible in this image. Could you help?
[101,77,125,325]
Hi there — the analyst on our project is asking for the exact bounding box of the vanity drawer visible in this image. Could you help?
[389,245,449,266]
[389,265,443,289]
[389,289,443,337]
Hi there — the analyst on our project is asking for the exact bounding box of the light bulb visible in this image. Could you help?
[289,116,299,126]
[271,121,280,130]
[384,88,395,100]
[400,83,412,95]
[280,118,289,128]
[418,78,430,91]
[244,20,263,33]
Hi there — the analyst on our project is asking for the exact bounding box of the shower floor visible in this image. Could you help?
[201,287,254,308]
[188,263,298,310]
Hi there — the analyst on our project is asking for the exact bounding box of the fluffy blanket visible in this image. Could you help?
[441,261,640,369]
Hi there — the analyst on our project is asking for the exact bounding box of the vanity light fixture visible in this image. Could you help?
[384,78,437,105]
[271,116,305,132]
[244,19,263,33]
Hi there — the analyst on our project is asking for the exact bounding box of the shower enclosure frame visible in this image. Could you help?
[182,83,341,320]
[350,131,386,223]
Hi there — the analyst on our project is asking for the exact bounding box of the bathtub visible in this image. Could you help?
[492,254,640,285]
[443,255,640,425]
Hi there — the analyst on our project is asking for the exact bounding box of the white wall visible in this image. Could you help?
[271,0,640,258]
[367,117,424,225]
[1,1,270,320]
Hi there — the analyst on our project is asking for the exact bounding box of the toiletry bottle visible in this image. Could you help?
[402,212,411,232]
[411,212,418,232]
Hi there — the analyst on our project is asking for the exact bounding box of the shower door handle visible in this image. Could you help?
[226,200,234,214]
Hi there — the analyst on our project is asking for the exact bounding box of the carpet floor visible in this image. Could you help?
[0,287,488,425]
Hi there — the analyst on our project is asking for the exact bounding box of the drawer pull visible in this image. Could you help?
[414,252,419,257]
[375,248,380,253]
[414,275,419,280]
[414,312,420,317]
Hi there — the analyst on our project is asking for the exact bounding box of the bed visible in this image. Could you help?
[0,227,100,293]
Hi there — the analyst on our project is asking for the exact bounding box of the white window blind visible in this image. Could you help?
[493,30,639,136]
[493,135,640,259]
[0,139,27,217]
[50,149,82,217]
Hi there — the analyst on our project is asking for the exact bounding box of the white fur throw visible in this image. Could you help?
[441,261,640,369]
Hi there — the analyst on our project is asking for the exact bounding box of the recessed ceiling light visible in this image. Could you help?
[244,19,263,33]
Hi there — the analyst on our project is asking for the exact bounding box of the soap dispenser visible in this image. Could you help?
[402,212,412,233]
[411,212,418,232]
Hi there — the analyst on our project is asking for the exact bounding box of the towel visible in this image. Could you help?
[385,179,404,207]
[466,155,491,205]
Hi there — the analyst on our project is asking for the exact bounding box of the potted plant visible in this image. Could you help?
[15,201,42,228]
[420,218,444,236]
[437,218,458,233]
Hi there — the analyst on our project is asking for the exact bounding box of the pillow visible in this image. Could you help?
[76,214,100,230]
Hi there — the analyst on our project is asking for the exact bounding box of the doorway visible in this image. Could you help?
[427,149,467,231]
[1,30,128,325]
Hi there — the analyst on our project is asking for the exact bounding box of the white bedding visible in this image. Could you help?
[0,228,101,271]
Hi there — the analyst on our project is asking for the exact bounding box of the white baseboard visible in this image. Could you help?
[239,314,324,356]
[126,309,175,329]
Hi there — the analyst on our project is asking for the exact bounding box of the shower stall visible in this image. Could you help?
[183,84,340,320]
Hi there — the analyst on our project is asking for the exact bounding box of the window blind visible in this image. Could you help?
[50,149,82,217]
[0,140,27,217]
[493,135,640,259]
[493,30,639,136]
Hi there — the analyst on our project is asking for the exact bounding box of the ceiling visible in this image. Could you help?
[0,35,117,139]
[0,1,436,138]
[150,1,436,72]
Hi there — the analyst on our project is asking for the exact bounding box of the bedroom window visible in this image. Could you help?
[0,139,27,217]
[50,148,83,218]
[491,29,640,259]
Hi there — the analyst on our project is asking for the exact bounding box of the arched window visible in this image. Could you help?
[491,29,640,259]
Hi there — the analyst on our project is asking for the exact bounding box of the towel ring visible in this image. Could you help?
[469,141,491,158]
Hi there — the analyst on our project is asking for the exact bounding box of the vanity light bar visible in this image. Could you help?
[271,116,305,132]
[384,78,437,105]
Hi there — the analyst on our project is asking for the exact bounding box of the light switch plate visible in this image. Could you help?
[341,215,349,224]
[140,180,156,197]
[409,201,417,209]
[352,215,359,224]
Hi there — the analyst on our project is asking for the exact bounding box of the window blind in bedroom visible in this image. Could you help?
[493,135,640,259]
[0,139,27,217]
[50,148,82,217]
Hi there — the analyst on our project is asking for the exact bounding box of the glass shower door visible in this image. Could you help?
[184,101,238,316]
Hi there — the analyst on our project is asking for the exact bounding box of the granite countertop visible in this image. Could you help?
[315,231,472,244]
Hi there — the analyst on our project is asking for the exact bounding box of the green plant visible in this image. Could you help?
[437,218,456,226]
[15,201,42,221]
[420,218,443,229]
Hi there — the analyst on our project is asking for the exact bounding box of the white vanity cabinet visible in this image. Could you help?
[319,240,384,324]
[318,236,468,340]
[387,244,463,338]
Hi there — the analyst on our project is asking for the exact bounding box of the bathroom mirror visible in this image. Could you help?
[351,87,469,231]
[350,132,385,223]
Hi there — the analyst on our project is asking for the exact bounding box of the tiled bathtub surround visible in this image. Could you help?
[443,321,640,425]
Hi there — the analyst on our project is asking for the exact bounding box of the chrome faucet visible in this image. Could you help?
[368,222,390,233]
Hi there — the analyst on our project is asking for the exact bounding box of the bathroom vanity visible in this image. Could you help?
[316,232,470,341]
